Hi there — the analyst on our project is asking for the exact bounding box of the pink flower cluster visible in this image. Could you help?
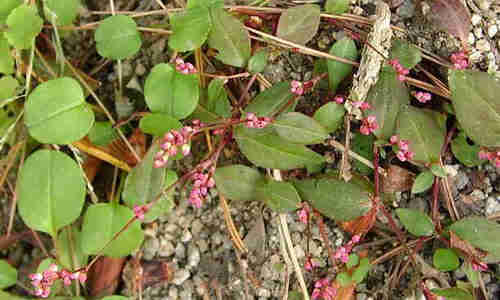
[334,235,361,263]
[305,256,319,271]
[472,261,488,272]
[333,95,345,104]
[388,59,409,82]
[360,115,379,135]
[291,80,304,95]
[414,91,432,103]
[297,203,310,224]
[478,150,500,168]
[450,51,468,70]
[245,112,272,129]
[353,101,371,111]
[134,204,149,220]
[390,135,415,162]
[175,58,197,74]
[29,264,87,298]
[154,125,198,168]
[312,278,337,300]
[188,167,216,208]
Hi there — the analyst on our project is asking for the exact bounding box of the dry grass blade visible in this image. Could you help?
[220,194,248,253]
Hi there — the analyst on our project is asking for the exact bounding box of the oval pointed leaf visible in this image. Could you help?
[431,288,473,300]
[352,257,371,283]
[396,106,445,164]
[95,15,142,60]
[81,203,144,257]
[451,131,485,167]
[0,0,22,24]
[294,178,372,221]
[57,227,88,270]
[366,66,410,140]
[44,0,80,26]
[449,217,500,259]
[433,248,460,271]
[169,6,211,52]
[244,82,294,117]
[0,260,17,289]
[5,4,43,50]
[411,171,434,194]
[276,5,320,45]
[327,37,358,93]
[25,77,95,144]
[206,78,231,118]
[144,63,199,119]
[235,126,325,170]
[88,121,117,146]
[449,70,500,147]
[17,150,86,236]
[0,75,18,101]
[248,49,268,74]
[214,164,264,202]
[208,8,251,67]
[390,39,421,69]
[430,0,471,43]
[395,208,434,237]
[257,180,301,213]
[139,113,182,137]
[313,102,345,132]
[0,36,14,74]
[273,112,329,144]
[325,0,350,14]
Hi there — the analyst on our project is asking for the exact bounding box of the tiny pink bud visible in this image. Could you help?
[334,95,345,104]
[181,144,191,156]
[390,135,399,144]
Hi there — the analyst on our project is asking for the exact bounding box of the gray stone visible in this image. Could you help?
[396,0,415,19]
[181,229,193,243]
[168,286,178,299]
[471,14,482,26]
[488,25,498,38]
[474,0,491,11]
[187,245,200,268]
[142,238,159,260]
[257,288,271,298]
[158,238,175,257]
[357,293,368,300]
[455,171,469,190]
[172,269,190,285]
[175,243,186,259]
[485,196,500,216]
[476,39,491,52]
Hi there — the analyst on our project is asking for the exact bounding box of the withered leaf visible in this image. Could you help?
[430,0,471,44]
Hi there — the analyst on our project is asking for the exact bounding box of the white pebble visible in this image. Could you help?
[471,14,482,26]
[476,39,491,52]
[488,25,498,38]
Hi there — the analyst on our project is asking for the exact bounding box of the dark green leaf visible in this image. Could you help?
[273,112,329,144]
[433,248,460,271]
[395,208,434,237]
[95,15,142,60]
[411,171,434,194]
[248,49,268,74]
[235,126,325,170]
[5,4,43,50]
[17,150,86,236]
[430,163,447,178]
[44,0,80,26]
[351,132,374,175]
[57,227,87,270]
[214,164,264,202]
[276,5,320,45]
[139,113,182,137]
[144,63,199,119]
[208,8,251,67]
[451,132,485,167]
[352,257,371,283]
[366,66,410,140]
[449,70,500,147]
[325,0,350,14]
[313,102,345,132]
[0,36,14,74]
[257,180,301,213]
[294,178,372,221]
[206,78,231,118]
[0,260,17,289]
[327,37,358,94]
[88,121,117,146]
[431,288,473,300]
[81,203,144,257]
[449,217,500,261]
[0,0,22,24]
[244,82,294,117]
[336,272,352,287]
[390,39,421,69]
[169,6,211,52]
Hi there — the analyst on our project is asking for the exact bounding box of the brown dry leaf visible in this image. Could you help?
[334,282,356,300]
[381,164,415,193]
[122,258,172,293]
[430,0,471,44]
[340,206,377,236]
[81,155,103,182]
[88,256,126,298]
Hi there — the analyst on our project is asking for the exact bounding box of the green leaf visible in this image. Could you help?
[346,253,359,269]
[433,248,460,271]
[0,0,22,24]
[57,227,88,270]
[0,36,14,74]
[144,63,199,119]
[235,126,325,170]
[273,112,329,144]
[0,260,17,289]
[169,6,211,52]
[313,102,345,132]
[25,77,95,144]
[325,0,350,14]
[0,104,17,138]
[430,163,447,178]
[327,37,358,94]
[214,164,264,202]
[101,296,130,300]
[462,262,480,288]
[244,82,294,117]
[336,272,352,287]
[189,104,221,123]
[449,217,500,261]
[294,178,372,221]
[248,49,269,74]
[352,257,371,283]
[44,0,80,26]
[139,113,182,137]
[208,8,251,67]
[389,39,421,69]
[88,121,117,146]
[431,288,473,300]
[187,0,223,9]
[5,4,43,50]
[0,76,18,101]
[123,144,178,223]
[206,78,231,118]
[366,66,410,140]
[451,131,485,167]
[411,171,434,194]
[395,208,434,237]
[257,180,301,213]
[396,106,445,164]
[17,150,86,236]
[95,15,142,60]
[351,132,374,175]
[81,203,144,257]
[449,70,500,147]
[276,5,320,45]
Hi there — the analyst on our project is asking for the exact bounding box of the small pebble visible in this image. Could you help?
[471,14,482,26]
[488,25,498,38]
[172,269,190,285]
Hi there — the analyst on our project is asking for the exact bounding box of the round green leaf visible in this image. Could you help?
[395,208,434,237]
[313,102,345,132]
[431,288,473,300]
[25,77,94,144]
[57,227,88,270]
[0,75,18,101]
[0,0,22,25]
[214,164,264,202]
[81,203,144,258]
[248,49,269,74]
[336,272,352,287]
[257,180,301,213]
[17,150,86,236]
[44,0,80,26]
[277,5,320,46]
[433,248,460,271]
[346,253,359,269]
[273,112,329,144]
[451,131,485,167]
[144,63,199,119]
[411,171,434,194]
[449,217,500,261]
[327,37,358,94]
[169,6,211,52]
[139,113,182,137]
[0,36,14,74]
[325,0,350,14]
[5,4,43,50]
[0,260,17,289]
[88,121,117,146]
[206,78,231,118]
[352,257,371,283]
[389,39,422,69]
[95,15,142,60]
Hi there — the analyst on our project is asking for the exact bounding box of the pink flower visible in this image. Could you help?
[334,95,345,104]
[477,150,500,168]
[353,101,371,110]
[291,80,304,95]
[390,135,399,145]
[451,51,468,70]
[334,235,361,264]
[393,138,414,162]
[312,278,337,300]
[388,59,410,81]
[154,124,199,168]
[245,112,272,129]
[297,203,310,224]
[472,261,488,272]
[133,205,149,220]
[415,91,432,103]
[304,256,319,271]
[188,168,216,208]
[175,58,197,74]
[29,264,87,298]
[360,115,378,135]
